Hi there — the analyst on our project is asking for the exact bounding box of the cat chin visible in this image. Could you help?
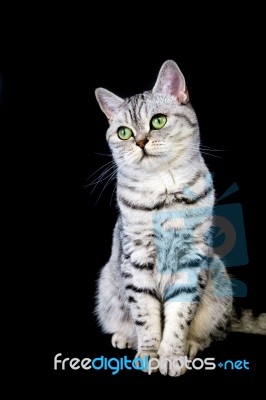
[137,158,171,173]
[137,154,161,165]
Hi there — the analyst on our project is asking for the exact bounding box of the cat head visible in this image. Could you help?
[95,60,199,173]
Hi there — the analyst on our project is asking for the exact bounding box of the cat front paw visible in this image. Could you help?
[186,339,202,360]
[158,355,187,377]
[111,332,136,349]
[158,343,187,377]
[135,351,159,374]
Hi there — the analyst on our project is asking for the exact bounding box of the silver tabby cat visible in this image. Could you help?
[94,60,266,376]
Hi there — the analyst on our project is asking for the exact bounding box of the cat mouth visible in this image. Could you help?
[139,149,157,161]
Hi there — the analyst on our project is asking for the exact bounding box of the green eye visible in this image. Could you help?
[151,114,167,130]
[117,127,133,140]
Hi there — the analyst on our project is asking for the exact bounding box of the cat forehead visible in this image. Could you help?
[121,90,177,115]
[124,91,151,105]
[114,93,155,127]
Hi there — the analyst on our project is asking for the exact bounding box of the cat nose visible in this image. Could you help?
[136,139,148,149]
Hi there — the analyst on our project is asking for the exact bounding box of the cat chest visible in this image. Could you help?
[120,210,196,258]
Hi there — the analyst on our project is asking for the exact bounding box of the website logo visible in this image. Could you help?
[54,354,250,375]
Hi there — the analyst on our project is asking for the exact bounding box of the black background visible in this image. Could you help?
[7,12,265,390]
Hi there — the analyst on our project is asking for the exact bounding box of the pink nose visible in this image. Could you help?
[136,139,148,149]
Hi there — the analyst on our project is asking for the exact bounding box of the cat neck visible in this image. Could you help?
[117,153,206,194]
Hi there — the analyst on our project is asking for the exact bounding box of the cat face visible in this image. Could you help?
[95,60,199,172]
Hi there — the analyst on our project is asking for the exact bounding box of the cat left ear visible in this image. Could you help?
[95,88,124,121]
[152,60,189,104]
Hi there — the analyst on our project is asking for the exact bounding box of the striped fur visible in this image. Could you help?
[94,60,265,377]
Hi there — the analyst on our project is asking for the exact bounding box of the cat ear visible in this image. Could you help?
[95,88,124,120]
[152,60,189,104]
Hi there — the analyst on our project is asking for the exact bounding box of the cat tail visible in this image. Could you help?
[231,308,266,335]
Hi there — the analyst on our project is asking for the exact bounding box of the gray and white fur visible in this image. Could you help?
[94,60,266,376]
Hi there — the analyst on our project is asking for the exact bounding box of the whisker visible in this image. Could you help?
[200,145,227,152]
[110,185,117,208]
[94,152,112,157]
[90,168,117,195]
[85,160,114,182]
[95,169,118,204]
[201,151,224,159]
[88,163,116,186]
[92,154,133,205]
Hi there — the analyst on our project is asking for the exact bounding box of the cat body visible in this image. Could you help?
[94,61,265,376]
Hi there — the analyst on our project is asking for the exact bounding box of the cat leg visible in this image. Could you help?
[95,218,137,350]
[121,255,162,370]
[187,263,233,359]
[187,296,232,359]
[158,256,232,377]
[157,267,200,377]
[95,261,138,349]
[158,299,199,377]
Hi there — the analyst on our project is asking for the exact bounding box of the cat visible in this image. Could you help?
[94,60,266,376]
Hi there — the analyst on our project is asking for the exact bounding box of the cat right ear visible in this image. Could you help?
[152,60,189,104]
[95,88,124,121]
